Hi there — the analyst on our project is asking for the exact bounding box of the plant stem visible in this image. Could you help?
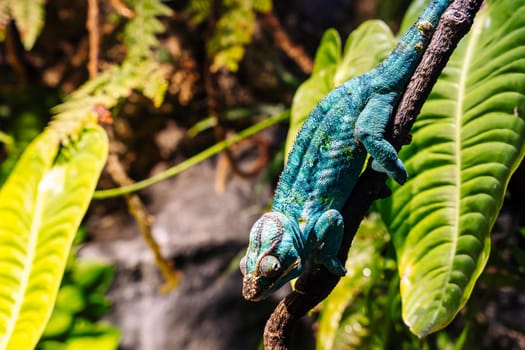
[93,111,289,199]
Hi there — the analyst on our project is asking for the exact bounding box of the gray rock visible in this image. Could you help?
[81,159,315,349]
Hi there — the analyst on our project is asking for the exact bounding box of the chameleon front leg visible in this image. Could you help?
[354,91,408,184]
[312,209,346,276]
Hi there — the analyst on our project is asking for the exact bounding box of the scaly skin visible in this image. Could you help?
[240,0,453,301]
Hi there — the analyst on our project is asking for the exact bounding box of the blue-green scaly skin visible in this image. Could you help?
[241,0,453,301]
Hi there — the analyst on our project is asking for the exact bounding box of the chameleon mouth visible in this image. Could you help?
[242,258,302,302]
[242,275,265,301]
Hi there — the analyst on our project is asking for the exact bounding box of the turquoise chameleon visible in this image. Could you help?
[240,0,452,301]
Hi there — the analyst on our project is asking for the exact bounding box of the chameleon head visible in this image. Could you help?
[240,212,304,301]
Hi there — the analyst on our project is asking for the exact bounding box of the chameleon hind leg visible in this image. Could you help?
[312,209,346,276]
[354,92,408,184]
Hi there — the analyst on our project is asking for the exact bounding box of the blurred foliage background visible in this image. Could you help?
[1,0,525,349]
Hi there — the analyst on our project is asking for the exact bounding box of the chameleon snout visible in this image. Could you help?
[242,275,265,301]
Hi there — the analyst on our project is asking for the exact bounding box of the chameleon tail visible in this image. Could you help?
[375,0,453,89]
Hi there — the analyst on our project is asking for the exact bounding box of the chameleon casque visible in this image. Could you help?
[240,0,453,301]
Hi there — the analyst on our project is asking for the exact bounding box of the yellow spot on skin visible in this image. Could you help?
[415,42,424,51]
[417,21,434,36]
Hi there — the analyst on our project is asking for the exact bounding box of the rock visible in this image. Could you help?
[81,159,315,349]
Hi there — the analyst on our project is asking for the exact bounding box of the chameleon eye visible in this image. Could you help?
[240,256,248,276]
[259,255,281,278]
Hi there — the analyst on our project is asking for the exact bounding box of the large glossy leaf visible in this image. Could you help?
[0,125,108,350]
[378,0,525,337]
[285,22,396,157]
[317,215,396,350]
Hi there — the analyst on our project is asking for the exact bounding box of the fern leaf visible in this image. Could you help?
[253,0,272,13]
[124,0,172,62]
[0,2,9,42]
[184,0,210,24]
[208,1,253,72]
[6,0,45,50]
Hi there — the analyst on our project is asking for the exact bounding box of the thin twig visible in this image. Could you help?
[5,24,27,86]
[87,0,100,79]
[262,12,313,74]
[88,90,179,291]
[92,112,289,199]
[263,0,484,348]
[105,136,181,293]
[109,0,135,18]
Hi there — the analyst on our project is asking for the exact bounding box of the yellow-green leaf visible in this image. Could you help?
[378,0,525,337]
[8,0,45,50]
[317,215,392,350]
[0,125,108,350]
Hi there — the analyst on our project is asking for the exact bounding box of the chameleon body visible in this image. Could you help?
[240,0,452,301]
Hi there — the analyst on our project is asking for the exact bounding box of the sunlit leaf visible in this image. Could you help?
[317,215,392,350]
[378,0,525,337]
[0,125,108,350]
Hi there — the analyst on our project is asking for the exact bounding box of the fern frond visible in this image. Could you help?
[49,60,168,143]
[124,0,172,62]
[184,0,210,24]
[46,0,171,142]
[253,0,272,13]
[3,0,45,50]
[183,0,273,72]
[208,1,255,72]
[0,2,9,42]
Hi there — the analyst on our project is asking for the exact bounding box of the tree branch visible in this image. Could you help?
[263,0,484,348]
[87,0,100,79]
[261,12,313,75]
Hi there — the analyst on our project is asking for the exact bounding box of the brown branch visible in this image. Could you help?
[109,0,136,18]
[88,0,178,289]
[390,0,485,147]
[263,0,484,348]
[104,127,181,293]
[87,0,100,79]
[5,24,27,86]
[262,12,313,75]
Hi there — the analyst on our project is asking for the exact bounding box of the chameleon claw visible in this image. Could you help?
[325,258,346,276]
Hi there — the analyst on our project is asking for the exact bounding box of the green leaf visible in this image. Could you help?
[207,1,255,73]
[398,0,428,34]
[41,309,73,339]
[84,294,112,318]
[37,340,68,350]
[334,20,395,86]
[311,29,341,76]
[378,0,525,337]
[55,286,86,315]
[317,215,392,350]
[65,330,119,350]
[8,0,45,50]
[285,22,395,157]
[124,0,172,62]
[0,125,108,350]
[253,0,272,13]
[66,321,120,350]
[71,261,115,294]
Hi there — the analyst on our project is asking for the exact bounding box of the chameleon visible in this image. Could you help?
[240,0,453,301]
